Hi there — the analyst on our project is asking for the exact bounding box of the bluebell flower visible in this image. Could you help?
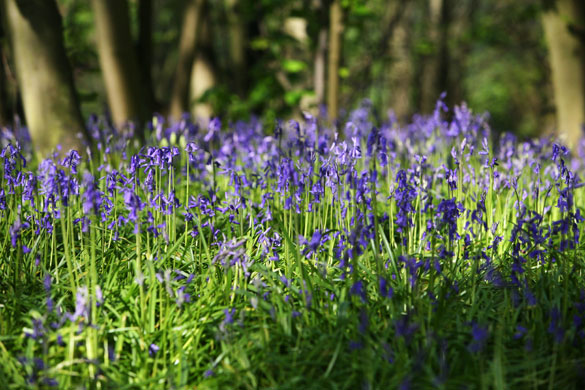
[68,286,90,323]
[551,143,569,161]
[213,238,252,275]
[220,308,236,332]
[399,255,423,288]
[280,275,291,288]
[81,173,104,217]
[25,318,46,341]
[435,198,462,241]
[350,280,367,303]
[204,118,221,143]
[299,229,327,257]
[467,322,488,353]
[395,314,419,342]
[9,218,30,247]
[149,343,160,357]
[394,170,417,235]
[96,286,104,307]
[358,309,369,334]
[514,325,527,340]
[548,307,565,344]
[43,275,51,293]
[366,127,379,157]
[0,188,6,210]
[204,369,215,378]
[379,277,393,299]
[60,149,81,174]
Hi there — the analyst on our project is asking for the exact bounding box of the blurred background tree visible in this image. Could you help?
[1,0,86,154]
[0,0,583,152]
[90,0,148,132]
[542,0,585,148]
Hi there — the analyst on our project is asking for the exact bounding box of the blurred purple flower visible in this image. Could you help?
[350,280,367,303]
[149,343,160,357]
[467,322,488,353]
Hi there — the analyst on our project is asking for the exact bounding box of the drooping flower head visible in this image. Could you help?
[394,170,417,235]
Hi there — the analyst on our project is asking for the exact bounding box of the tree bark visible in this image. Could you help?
[0,16,9,126]
[419,0,452,113]
[436,0,451,106]
[91,0,146,131]
[327,0,342,121]
[190,53,216,120]
[542,0,585,149]
[169,0,205,121]
[137,0,154,114]
[189,14,216,120]
[225,0,247,98]
[314,27,327,107]
[386,1,414,122]
[1,0,86,154]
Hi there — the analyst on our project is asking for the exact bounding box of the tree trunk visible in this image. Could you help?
[0,10,21,128]
[327,0,342,121]
[91,0,146,131]
[542,0,585,149]
[1,0,86,154]
[386,0,414,121]
[0,49,22,128]
[190,54,216,120]
[436,0,451,106]
[314,27,328,107]
[137,0,154,114]
[0,18,9,126]
[189,14,216,120]
[225,0,247,98]
[447,0,477,109]
[169,0,205,121]
[419,0,452,113]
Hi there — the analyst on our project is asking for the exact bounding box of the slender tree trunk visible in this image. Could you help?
[1,6,22,127]
[169,0,205,121]
[138,0,154,114]
[387,2,414,122]
[436,0,451,106]
[448,0,478,109]
[327,0,342,121]
[311,0,329,108]
[314,27,328,107]
[542,0,585,149]
[0,19,9,126]
[0,46,21,128]
[225,0,247,97]
[0,19,22,128]
[189,14,216,119]
[1,0,86,154]
[0,64,7,127]
[91,0,146,131]
[190,54,216,120]
[419,0,452,113]
[419,0,440,113]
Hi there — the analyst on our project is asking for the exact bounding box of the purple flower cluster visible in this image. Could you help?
[3,97,585,386]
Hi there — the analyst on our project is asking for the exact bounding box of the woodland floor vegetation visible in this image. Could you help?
[1,101,585,389]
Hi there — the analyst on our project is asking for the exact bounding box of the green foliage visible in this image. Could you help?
[1,104,585,387]
[51,0,554,135]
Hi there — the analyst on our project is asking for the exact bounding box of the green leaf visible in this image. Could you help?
[282,59,307,73]
[250,38,270,50]
[284,89,313,106]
